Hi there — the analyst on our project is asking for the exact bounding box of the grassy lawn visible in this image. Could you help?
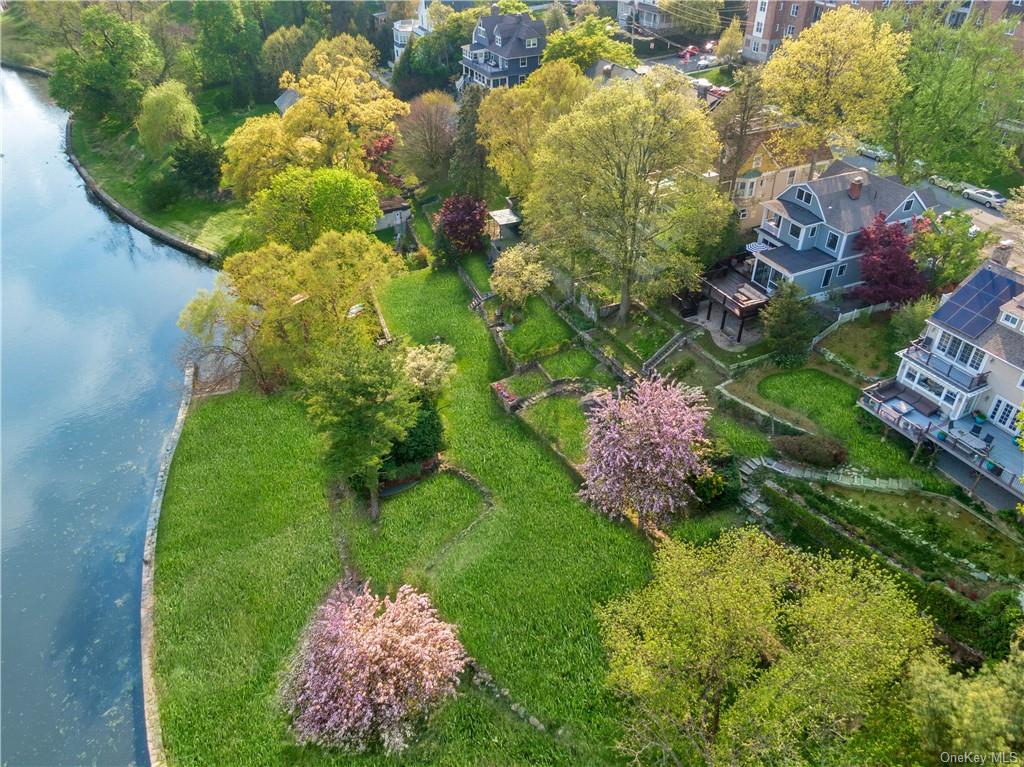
[660,349,726,393]
[71,92,273,253]
[521,395,589,465]
[409,203,435,249]
[369,268,652,761]
[756,369,944,487]
[504,295,575,361]
[819,312,897,378]
[709,415,774,459]
[503,369,549,398]
[461,252,491,294]
[0,5,59,70]
[540,346,617,386]
[669,509,747,546]
[691,327,773,367]
[695,65,735,86]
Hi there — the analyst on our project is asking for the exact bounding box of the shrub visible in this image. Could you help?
[141,173,182,212]
[383,398,445,472]
[772,434,847,467]
[172,132,224,191]
[281,583,467,753]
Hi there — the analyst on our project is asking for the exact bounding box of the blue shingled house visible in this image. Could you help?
[459,5,547,90]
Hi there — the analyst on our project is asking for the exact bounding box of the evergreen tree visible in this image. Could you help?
[450,84,488,199]
[761,281,815,367]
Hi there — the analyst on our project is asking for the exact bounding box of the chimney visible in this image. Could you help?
[603,63,613,80]
[848,176,863,200]
[491,3,499,15]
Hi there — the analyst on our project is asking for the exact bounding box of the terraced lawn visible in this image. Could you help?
[819,312,896,377]
[521,395,590,465]
[503,295,575,361]
[757,369,946,488]
[462,253,491,295]
[540,346,617,386]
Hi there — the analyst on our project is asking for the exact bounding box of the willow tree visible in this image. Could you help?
[762,6,908,165]
[525,67,727,324]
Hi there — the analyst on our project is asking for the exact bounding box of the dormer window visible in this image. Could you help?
[902,198,914,212]
[752,154,762,169]
[526,37,538,48]
[495,34,502,45]
[795,187,812,204]
[1002,312,1021,329]
[789,222,802,239]
[826,231,840,251]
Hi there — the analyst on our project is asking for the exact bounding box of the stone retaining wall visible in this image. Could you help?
[141,363,196,767]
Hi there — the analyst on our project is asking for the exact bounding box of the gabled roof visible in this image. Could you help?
[731,128,833,175]
[274,88,300,115]
[762,198,822,226]
[475,10,546,59]
[806,160,923,233]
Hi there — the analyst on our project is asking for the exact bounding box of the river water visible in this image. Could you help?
[2,70,213,766]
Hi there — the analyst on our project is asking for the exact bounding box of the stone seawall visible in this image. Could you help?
[140,363,196,767]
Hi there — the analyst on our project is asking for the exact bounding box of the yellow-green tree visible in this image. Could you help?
[525,67,727,324]
[490,244,551,310]
[136,80,200,157]
[599,528,936,766]
[716,16,743,67]
[542,16,639,73]
[221,36,408,199]
[477,59,593,199]
[762,6,908,161]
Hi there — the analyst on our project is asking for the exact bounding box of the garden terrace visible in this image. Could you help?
[521,394,589,466]
[503,296,576,362]
[538,346,618,387]
[700,263,770,345]
[817,311,897,378]
[657,349,726,393]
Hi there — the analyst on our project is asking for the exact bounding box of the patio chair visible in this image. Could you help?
[970,424,982,436]
[983,434,995,446]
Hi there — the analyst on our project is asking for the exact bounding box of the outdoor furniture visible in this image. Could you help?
[891,400,913,415]
[970,424,983,436]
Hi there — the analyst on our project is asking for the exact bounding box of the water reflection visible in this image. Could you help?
[1,69,213,766]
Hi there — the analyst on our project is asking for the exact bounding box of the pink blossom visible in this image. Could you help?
[580,376,713,531]
[281,584,467,753]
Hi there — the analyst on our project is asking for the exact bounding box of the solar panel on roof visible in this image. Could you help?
[962,315,991,338]
[964,292,989,311]
[932,266,1024,338]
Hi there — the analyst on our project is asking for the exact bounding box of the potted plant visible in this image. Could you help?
[973,410,987,425]
[937,429,948,441]
[983,459,996,471]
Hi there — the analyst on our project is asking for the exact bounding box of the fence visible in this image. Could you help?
[811,302,891,348]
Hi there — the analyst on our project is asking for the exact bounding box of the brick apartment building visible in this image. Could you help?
[742,0,1024,62]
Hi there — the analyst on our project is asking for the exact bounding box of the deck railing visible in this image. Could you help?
[902,340,990,392]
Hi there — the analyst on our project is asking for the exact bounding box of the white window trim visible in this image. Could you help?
[1001,312,1020,329]
[519,57,527,67]
[525,37,537,49]
[790,3,799,16]
[837,263,848,277]
[739,208,749,220]
[988,397,1021,434]
[825,231,840,251]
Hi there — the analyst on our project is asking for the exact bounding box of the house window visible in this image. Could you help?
[755,21,764,33]
[837,263,847,277]
[495,35,502,46]
[739,208,749,220]
[526,37,537,48]
[752,154,762,169]
[988,398,1020,432]
[795,188,812,204]
[936,331,986,370]
[787,169,797,183]
[785,24,796,35]
[789,221,802,239]
[902,198,914,212]
[821,267,834,288]
[519,57,528,67]
[903,367,917,385]
[736,180,755,198]
[1001,312,1020,329]
[826,231,840,251]
[791,3,800,16]
[808,225,817,239]
[759,0,767,9]
[751,41,761,53]
[943,389,958,406]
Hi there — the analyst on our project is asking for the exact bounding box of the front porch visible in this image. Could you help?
[860,378,1024,503]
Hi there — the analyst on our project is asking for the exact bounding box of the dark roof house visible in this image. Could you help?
[459,6,546,90]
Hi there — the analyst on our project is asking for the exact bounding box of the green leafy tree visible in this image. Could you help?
[49,5,162,123]
[542,16,638,73]
[890,295,938,350]
[449,84,489,198]
[762,6,908,165]
[543,0,570,33]
[300,332,418,519]
[403,343,456,399]
[716,16,743,69]
[261,22,321,83]
[477,59,593,199]
[1003,186,1024,227]
[136,80,201,157]
[599,528,936,766]
[912,210,995,290]
[875,4,1024,182]
[525,67,725,324]
[573,0,599,22]
[761,281,815,366]
[908,629,1024,757]
[395,91,457,184]
[172,132,225,191]
[193,0,262,103]
[247,166,381,250]
[713,66,767,194]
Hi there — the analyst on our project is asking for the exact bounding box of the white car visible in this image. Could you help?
[929,175,967,193]
[961,188,1007,209]
[695,55,718,68]
[856,144,893,162]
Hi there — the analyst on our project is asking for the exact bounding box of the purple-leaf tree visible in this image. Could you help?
[436,194,488,255]
[580,376,714,532]
[854,211,927,306]
[281,583,468,754]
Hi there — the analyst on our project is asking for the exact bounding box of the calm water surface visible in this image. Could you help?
[2,70,213,766]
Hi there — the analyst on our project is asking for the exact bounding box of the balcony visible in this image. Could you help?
[901,338,990,393]
[860,379,1024,501]
[462,56,508,77]
[758,219,782,239]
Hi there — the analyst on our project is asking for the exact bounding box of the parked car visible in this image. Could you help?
[856,144,893,162]
[676,45,700,59]
[704,40,717,51]
[929,175,967,193]
[961,187,1007,209]
[695,55,718,68]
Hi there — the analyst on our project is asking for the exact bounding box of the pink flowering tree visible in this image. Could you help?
[580,377,714,531]
[281,583,468,754]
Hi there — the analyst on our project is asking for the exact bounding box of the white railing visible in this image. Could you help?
[811,302,891,347]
